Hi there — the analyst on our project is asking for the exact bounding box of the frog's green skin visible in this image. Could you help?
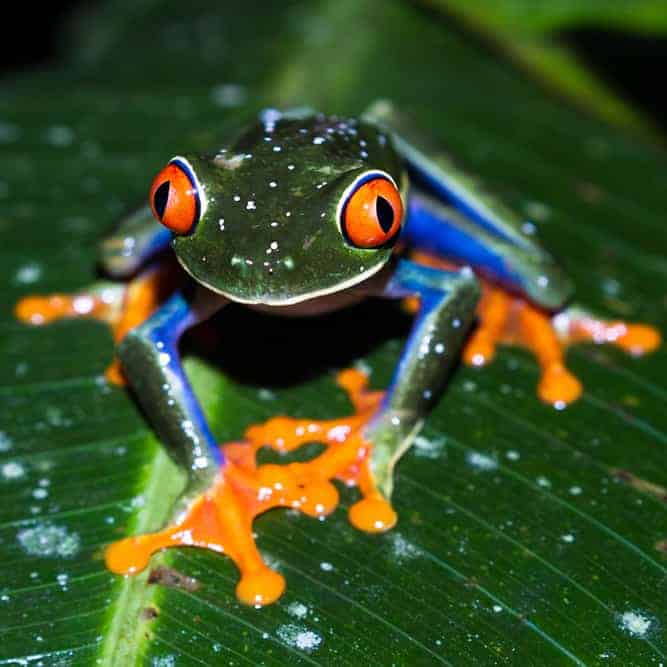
[175,109,405,305]
[99,103,569,503]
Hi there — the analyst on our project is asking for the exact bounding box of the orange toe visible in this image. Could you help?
[349,496,397,533]
[538,364,582,407]
[236,568,286,607]
[463,333,496,367]
[614,324,661,356]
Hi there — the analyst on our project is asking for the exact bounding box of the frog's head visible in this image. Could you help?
[148,111,406,305]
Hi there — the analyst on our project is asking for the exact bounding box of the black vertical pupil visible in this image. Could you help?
[154,181,171,219]
[375,195,394,233]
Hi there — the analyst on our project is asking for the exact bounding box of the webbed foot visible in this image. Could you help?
[466,283,661,407]
[105,369,398,606]
[14,264,176,385]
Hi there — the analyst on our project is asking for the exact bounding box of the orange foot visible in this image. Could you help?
[14,264,176,385]
[105,369,397,606]
[409,251,661,407]
[464,285,660,407]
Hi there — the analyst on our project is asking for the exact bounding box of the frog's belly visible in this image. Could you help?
[248,288,366,317]
[247,262,392,317]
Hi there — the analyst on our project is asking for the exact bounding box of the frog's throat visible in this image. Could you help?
[175,253,388,306]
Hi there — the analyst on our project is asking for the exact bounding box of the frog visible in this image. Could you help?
[15,101,660,606]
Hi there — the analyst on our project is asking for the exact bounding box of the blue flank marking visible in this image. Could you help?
[406,162,518,246]
[402,196,526,294]
[146,292,225,466]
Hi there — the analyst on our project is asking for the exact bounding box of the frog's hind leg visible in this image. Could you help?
[407,253,661,406]
[15,260,178,384]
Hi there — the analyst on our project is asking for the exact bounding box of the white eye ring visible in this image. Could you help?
[169,155,208,221]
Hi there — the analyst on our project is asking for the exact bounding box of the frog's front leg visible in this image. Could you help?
[104,289,286,606]
[366,258,480,500]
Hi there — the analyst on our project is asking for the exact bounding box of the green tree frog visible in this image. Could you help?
[16,102,660,606]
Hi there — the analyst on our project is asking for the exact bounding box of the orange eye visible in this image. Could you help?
[341,174,403,248]
[149,158,201,235]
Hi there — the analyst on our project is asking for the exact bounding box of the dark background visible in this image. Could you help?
[1,2,665,134]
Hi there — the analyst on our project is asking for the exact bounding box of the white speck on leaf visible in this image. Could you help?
[277,624,322,653]
[618,610,655,638]
[390,533,423,561]
[287,602,309,619]
[17,522,80,558]
[414,435,445,460]
[2,461,25,480]
[15,262,42,284]
[467,451,497,471]
[45,125,75,147]
[210,83,247,108]
[0,432,13,452]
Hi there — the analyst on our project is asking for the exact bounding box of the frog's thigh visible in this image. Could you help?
[118,290,225,489]
[367,258,480,498]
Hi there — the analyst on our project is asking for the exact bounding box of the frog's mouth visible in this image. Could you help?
[176,253,388,307]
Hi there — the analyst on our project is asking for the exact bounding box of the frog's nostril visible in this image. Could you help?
[153,181,171,220]
[375,195,394,233]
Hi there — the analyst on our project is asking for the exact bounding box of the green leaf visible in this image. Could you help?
[422,0,667,139]
[1,1,666,664]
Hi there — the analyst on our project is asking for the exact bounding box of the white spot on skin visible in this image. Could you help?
[619,610,654,638]
[15,262,42,285]
[2,461,25,479]
[466,451,497,471]
[158,352,171,367]
[17,523,80,558]
[277,624,322,653]
[73,295,94,314]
